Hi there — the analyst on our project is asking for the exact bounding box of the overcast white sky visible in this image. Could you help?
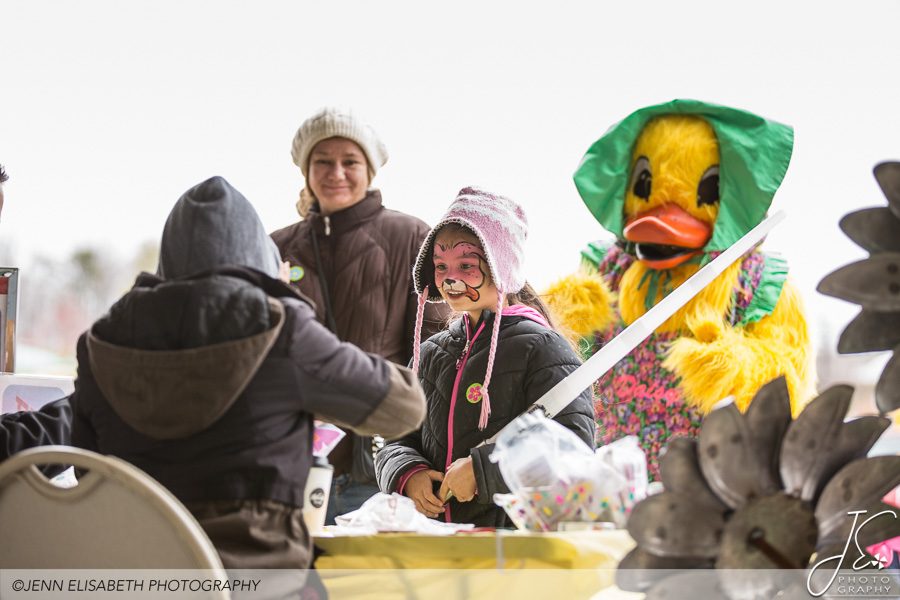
[2,0,899,383]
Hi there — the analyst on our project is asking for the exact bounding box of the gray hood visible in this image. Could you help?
[87,273,285,440]
[158,176,281,279]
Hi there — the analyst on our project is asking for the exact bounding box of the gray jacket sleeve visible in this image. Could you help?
[470,331,596,504]
[284,298,426,439]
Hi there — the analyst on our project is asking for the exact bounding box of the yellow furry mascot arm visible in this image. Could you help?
[663,277,813,415]
[545,270,616,343]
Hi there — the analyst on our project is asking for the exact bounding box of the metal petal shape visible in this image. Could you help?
[816,456,900,546]
[875,161,900,219]
[646,572,728,600]
[616,547,714,592]
[838,310,900,354]
[785,411,890,503]
[659,437,728,512]
[816,501,900,553]
[816,254,900,311]
[780,385,852,501]
[875,347,900,414]
[627,491,725,558]
[744,376,792,493]
[718,494,817,570]
[795,413,889,503]
[698,403,767,509]
[839,207,900,254]
[855,501,900,548]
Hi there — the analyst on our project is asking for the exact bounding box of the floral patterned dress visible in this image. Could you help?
[582,243,772,480]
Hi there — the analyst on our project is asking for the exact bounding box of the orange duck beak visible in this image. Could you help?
[624,204,712,270]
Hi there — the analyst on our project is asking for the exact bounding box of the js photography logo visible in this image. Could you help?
[807,508,898,598]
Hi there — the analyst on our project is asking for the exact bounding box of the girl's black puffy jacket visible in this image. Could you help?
[375,310,595,527]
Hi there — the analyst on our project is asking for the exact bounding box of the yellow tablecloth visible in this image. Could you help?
[314,529,639,599]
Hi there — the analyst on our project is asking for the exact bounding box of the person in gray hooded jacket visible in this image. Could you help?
[69,176,426,569]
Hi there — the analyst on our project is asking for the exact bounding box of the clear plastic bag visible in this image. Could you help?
[588,435,649,525]
[490,413,648,530]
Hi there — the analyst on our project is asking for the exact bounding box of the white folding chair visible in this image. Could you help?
[0,445,226,578]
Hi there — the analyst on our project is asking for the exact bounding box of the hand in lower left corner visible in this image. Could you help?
[439,456,477,503]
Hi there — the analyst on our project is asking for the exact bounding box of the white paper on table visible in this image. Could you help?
[333,492,474,535]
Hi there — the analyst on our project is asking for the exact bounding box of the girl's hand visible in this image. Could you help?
[439,456,477,503]
[404,469,445,518]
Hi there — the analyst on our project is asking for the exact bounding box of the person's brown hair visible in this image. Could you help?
[296,186,315,218]
[0,165,8,184]
[506,282,555,328]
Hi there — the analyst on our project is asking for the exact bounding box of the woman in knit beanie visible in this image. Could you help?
[288,106,388,218]
[374,187,595,526]
[271,108,450,523]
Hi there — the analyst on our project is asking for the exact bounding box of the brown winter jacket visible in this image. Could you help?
[271,190,449,480]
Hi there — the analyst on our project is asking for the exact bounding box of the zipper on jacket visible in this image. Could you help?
[444,314,486,523]
[455,339,470,370]
[323,215,331,236]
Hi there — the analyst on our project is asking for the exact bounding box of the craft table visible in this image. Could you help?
[314,529,640,599]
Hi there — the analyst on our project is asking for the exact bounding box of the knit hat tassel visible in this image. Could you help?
[478,288,504,430]
[411,286,429,376]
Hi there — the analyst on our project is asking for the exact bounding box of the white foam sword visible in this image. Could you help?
[484,210,786,445]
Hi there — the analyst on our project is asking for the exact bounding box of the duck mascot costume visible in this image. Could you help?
[547,100,815,479]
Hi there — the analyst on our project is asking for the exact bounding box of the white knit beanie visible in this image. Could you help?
[290,107,389,178]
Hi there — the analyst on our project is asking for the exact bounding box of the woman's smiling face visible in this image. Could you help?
[433,226,498,320]
[307,137,370,215]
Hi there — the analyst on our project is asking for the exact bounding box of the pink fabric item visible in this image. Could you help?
[412,286,429,375]
[446,316,486,522]
[867,485,900,566]
[447,317,488,468]
[396,464,430,495]
[502,303,550,329]
[478,289,505,430]
[412,187,529,301]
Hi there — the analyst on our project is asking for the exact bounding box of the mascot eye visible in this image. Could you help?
[697,166,720,206]
[630,156,652,200]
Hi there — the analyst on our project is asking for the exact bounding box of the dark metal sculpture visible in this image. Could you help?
[618,378,899,598]
[618,161,900,599]
[818,161,900,414]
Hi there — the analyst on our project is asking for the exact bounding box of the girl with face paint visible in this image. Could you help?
[432,227,498,323]
[374,188,595,526]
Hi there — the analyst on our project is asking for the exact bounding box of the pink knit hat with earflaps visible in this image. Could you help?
[411,186,529,430]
